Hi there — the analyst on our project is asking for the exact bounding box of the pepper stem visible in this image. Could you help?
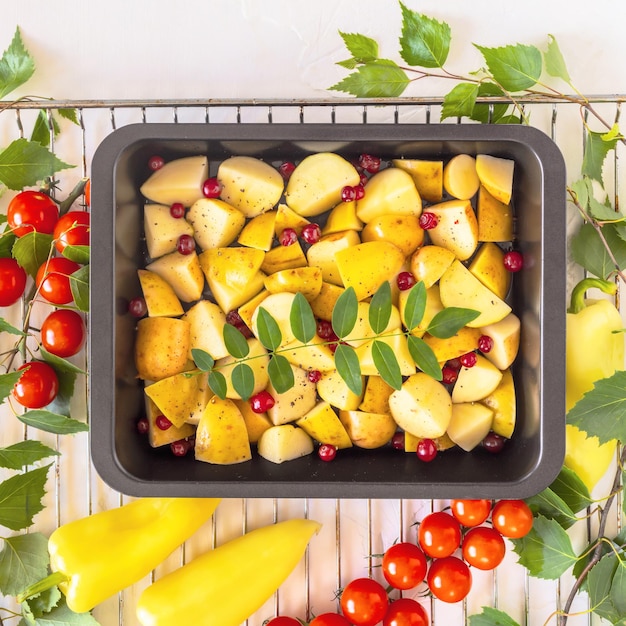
[568,277,618,314]
[16,571,68,603]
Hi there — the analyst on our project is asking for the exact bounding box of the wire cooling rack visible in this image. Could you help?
[0,96,624,626]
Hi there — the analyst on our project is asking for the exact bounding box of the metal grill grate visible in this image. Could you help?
[0,96,624,626]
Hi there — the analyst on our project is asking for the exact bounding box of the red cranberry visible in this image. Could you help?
[441,365,458,385]
[128,296,147,318]
[353,183,365,200]
[503,250,524,272]
[202,177,221,198]
[341,185,356,202]
[446,358,462,371]
[171,439,192,456]
[478,335,494,353]
[316,319,334,340]
[279,161,296,180]
[328,341,339,354]
[359,153,381,174]
[459,352,477,368]
[359,172,369,187]
[318,443,337,462]
[236,322,253,339]
[250,390,275,413]
[177,234,196,255]
[397,271,416,291]
[226,309,244,326]
[419,212,438,230]
[148,155,164,171]
[416,438,438,462]
[155,414,172,431]
[169,202,185,218]
[280,228,298,246]
[482,432,506,453]
[307,369,322,383]
[301,223,322,245]
[391,431,405,450]
[137,417,149,435]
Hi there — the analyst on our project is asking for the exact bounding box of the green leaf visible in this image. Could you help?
[441,83,479,121]
[571,176,624,223]
[208,370,227,399]
[332,286,359,339]
[40,347,85,375]
[0,139,73,190]
[0,441,59,471]
[402,281,426,331]
[371,340,402,390]
[62,244,90,265]
[399,2,451,68]
[468,606,521,626]
[0,317,27,336]
[17,411,88,435]
[337,58,360,70]
[42,366,76,418]
[30,111,60,148]
[267,354,294,394]
[12,232,53,278]
[0,532,49,596]
[289,292,317,344]
[549,465,592,514]
[330,59,410,98]
[582,128,620,182]
[544,34,572,84]
[223,323,250,359]
[0,465,51,531]
[0,230,17,256]
[256,307,283,351]
[525,487,578,529]
[511,514,579,579]
[69,265,89,313]
[56,108,79,125]
[192,348,214,371]
[407,334,442,381]
[567,370,626,444]
[368,281,392,334]
[22,584,62,620]
[334,343,362,397]
[427,307,480,339]
[24,596,100,625]
[338,31,379,62]
[474,43,542,92]
[469,82,511,124]
[0,27,35,99]
[611,558,626,617]
[0,370,23,403]
[570,222,626,279]
[587,553,623,624]
[230,363,254,401]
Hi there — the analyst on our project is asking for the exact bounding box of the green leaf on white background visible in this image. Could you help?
[0,532,49,596]
[0,465,51,531]
[330,59,410,98]
[469,82,510,124]
[0,27,35,99]
[441,82,479,120]
[543,34,572,84]
[24,596,100,625]
[399,2,451,68]
[22,584,62,621]
[0,370,23,403]
[525,487,578,529]
[549,465,592,514]
[582,128,620,183]
[570,222,626,279]
[0,441,59,471]
[474,43,542,92]
[17,411,88,435]
[338,31,379,63]
[0,318,26,336]
[468,606,521,626]
[587,553,623,624]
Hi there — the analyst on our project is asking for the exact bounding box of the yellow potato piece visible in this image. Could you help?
[237,209,277,251]
[140,155,208,207]
[264,266,323,301]
[392,159,443,203]
[143,204,194,259]
[481,368,516,439]
[477,185,513,242]
[443,154,480,200]
[138,269,184,318]
[187,198,246,250]
[476,154,514,205]
[447,403,494,452]
[338,410,397,449]
[469,242,511,301]
[146,250,205,303]
[297,402,353,449]
[257,425,314,464]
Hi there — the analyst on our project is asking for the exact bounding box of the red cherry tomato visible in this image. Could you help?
[310,614,352,626]
[462,526,506,570]
[7,190,59,237]
[382,542,427,590]
[340,577,389,626]
[36,257,81,305]
[12,361,59,409]
[83,179,91,206]
[383,598,429,626]
[491,500,534,538]
[41,309,86,358]
[417,511,462,559]
[0,257,27,306]
[265,617,302,626]
[53,211,90,254]
[450,499,492,527]
[426,556,472,603]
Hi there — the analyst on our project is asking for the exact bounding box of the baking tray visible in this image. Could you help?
[89,121,566,499]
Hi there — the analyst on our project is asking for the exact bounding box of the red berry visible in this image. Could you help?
[202,177,221,198]
[170,202,185,218]
[482,432,506,453]
[341,185,356,202]
[279,161,296,180]
[148,155,165,171]
[397,271,416,291]
[177,234,196,255]
[478,335,494,353]
[235,322,253,339]
[353,183,365,200]
[359,153,381,173]
[503,250,524,272]
[280,228,298,246]
[226,309,244,326]
[459,352,477,368]
[416,438,437,462]
[359,172,369,187]
[318,443,337,461]
[155,415,172,430]
[316,319,334,340]
[301,223,322,245]
[128,296,147,318]
[446,358,462,371]
[171,439,192,457]
[307,369,322,384]
[441,365,458,385]
[136,417,149,435]
[250,390,275,413]
[419,212,438,230]
[391,431,405,450]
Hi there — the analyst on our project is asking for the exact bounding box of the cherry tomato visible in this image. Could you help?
[84,179,91,206]
[450,499,492,528]
[382,542,427,590]
[310,614,352,626]
[265,617,302,626]
[383,598,429,626]
[491,500,533,538]
[462,526,506,570]
[7,190,59,237]
[426,556,472,603]
[340,577,389,626]
[0,257,27,306]
[12,361,59,409]
[36,258,81,305]
[53,210,90,254]
[417,511,462,558]
[41,309,86,358]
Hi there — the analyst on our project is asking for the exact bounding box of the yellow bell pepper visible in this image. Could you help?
[136,518,321,626]
[565,277,624,491]
[20,497,220,613]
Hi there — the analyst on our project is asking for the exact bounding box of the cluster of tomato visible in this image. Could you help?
[1,186,90,409]
[265,499,533,626]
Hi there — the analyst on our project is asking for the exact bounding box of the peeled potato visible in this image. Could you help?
[443,154,480,200]
[140,155,208,207]
[476,154,514,205]
[257,424,314,464]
